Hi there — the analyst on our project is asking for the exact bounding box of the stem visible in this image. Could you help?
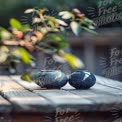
[35,46,45,52]
[3,41,19,46]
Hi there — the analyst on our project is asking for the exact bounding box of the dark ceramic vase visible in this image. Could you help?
[34,70,68,89]
[69,70,96,89]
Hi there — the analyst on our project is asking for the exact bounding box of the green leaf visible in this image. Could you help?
[61,53,84,69]
[56,19,68,26]
[70,21,82,36]
[0,27,12,40]
[0,46,9,53]
[46,16,57,22]
[53,54,66,63]
[1,31,11,40]
[48,21,55,28]
[43,48,57,54]
[0,51,8,63]
[12,48,34,64]
[19,49,32,64]
[84,18,94,24]
[33,17,41,24]
[13,58,21,63]
[88,25,95,30]
[21,73,32,82]
[82,27,98,35]
[10,18,22,30]
[44,34,65,42]
[81,18,96,29]
[37,42,59,54]
[30,61,36,67]
[59,11,74,19]
[44,34,68,49]
[24,9,35,14]
[0,46,9,63]
[60,26,66,32]
[21,25,31,32]
[21,70,41,82]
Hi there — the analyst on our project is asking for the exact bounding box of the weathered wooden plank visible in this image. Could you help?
[0,78,12,113]
[62,77,122,96]
[11,75,122,112]
[67,89,122,111]
[35,89,99,112]
[0,76,55,113]
[10,76,41,91]
[63,76,122,111]
[59,77,122,111]
[63,82,122,96]
[92,83,122,96]
[0,95,12,113]
[11,76,103,112]
[11,76,74,90]
[11,75,122,92]
[13,75,121,97]
[96,75,122,90]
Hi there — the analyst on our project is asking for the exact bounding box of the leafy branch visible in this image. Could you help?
[0,8,97,80]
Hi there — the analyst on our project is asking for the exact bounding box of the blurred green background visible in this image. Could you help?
[0,0,122,27]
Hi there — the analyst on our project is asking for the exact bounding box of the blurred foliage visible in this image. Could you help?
[0,8,96,80]
[0,0,121,27]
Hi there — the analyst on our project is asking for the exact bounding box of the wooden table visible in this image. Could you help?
[0,75,122,122]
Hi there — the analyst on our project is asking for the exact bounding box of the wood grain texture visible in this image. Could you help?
[96,76,122,90]
[35,89,94,112]
[0,96,12,113]
[92,83,122,96]
[67,89,122,111]
[0,76,55,113]
[11,76,97,112]
[0,76,12,113]
[10,75,122,112]
[10,76,41,91]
